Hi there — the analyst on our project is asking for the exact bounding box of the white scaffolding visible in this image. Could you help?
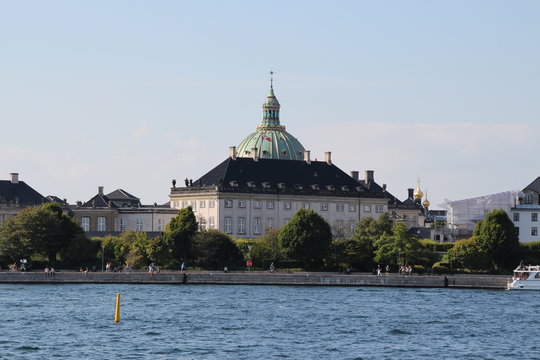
[441,190,518,231]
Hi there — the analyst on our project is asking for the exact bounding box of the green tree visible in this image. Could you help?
[0,203,85,264]
[278,208,332,268]
[112,231,151,269]
[473,209,519,270]
[374,222,425,266]
[145,235,174,266]
[445,236,490,270]
[164,206,198,264]
[193,230,244,269]
[250,229,282,267]
[346,213,394,270]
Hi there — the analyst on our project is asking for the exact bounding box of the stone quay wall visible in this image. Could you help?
[0,271,511,290]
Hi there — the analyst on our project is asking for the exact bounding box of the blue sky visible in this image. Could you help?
[1,1,539,208]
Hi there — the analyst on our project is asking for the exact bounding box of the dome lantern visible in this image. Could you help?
[236,73,306,161]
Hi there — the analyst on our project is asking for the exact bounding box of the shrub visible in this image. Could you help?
[432,261,450,274]
[412,265,425,274]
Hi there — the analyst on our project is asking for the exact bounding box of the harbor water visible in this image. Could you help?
[0,284,538,359]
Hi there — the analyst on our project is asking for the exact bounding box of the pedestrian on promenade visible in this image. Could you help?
[377,265,381,276]
[180,262,186,274]
[269,262,275,272]
[385,265,390,276]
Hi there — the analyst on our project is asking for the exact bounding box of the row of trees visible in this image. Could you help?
[0,203,525,273]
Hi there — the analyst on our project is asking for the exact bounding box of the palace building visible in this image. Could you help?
[169,81,393,238]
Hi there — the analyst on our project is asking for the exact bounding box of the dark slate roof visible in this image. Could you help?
[45,195,68,205]
[0,180,45,206]
[358,179,399,204]
[81,194,114,208]
[177,157,390,198]
[106,189,139,202]
[524,177,540,193]
[80,189,142,208]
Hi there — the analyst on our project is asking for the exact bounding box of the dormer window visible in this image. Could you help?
[326,185,335,191]
[262,182,271,189]
[277,183,285,189]
[341,185,349,191]
[229,180,238,187]
[247,181,256,188]
[295,184,303,190]
[355,186,363,192]
[282,150,287,156]
[244,151,250,155]
[311,184,319,190]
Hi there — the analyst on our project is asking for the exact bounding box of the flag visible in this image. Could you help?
[261,134,272,142]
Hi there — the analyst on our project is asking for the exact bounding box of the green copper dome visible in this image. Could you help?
[237,84,306,161]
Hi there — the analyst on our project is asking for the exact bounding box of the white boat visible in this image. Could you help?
[507,265,540,290]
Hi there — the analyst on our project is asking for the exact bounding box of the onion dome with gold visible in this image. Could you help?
[414,179,424,200]
[236,73,306,161]
[422,190,431,208]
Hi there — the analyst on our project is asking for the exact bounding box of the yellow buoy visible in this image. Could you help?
[114,293,121,323]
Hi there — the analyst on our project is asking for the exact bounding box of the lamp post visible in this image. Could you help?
[101,245,105,272]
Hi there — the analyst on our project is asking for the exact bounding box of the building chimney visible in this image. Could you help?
[10,173,19,184]
[251,148,258,162]
[325,151,332,165]
[229,146,237,160]
[98,186,104,195]
[408,188,414,199]
[350,171,359,181]
[304,150,311,164]
[365,170,374,183]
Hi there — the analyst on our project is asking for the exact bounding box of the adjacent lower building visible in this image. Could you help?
[73,187,178,237]
[0,173,46,222]
[511,177,540,243]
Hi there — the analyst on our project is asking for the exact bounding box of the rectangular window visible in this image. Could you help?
[336,204,344,212]
[349,204,357,212]
[97,217,106,232]
[190,201,196,210]
[157,218,163,231]
[526,194,533,204]
[120,218,127,232]
[200,200,206,208]
[349,220,356,234]
[238,200,246,208]
[254,200,262,209]
[513,213,520,222]
[209,200,215,208]
[363,205,371,212]
[303,203,310,209]
[335,220,344,230]
[284,218,290,224]
[209,217,215,229]
[181,201,188,208]
[136,218,143,231]
[320,203,328,211]
[266,218,274,230]
[532,213,538,222]
[532,227,538,236]
[267,201,274,209]
[225,200,233,208]
[253,217,261,235]
[238,217,246,234]
[376,205,383,213]
[199,217,206,230]
[224,217,232,234]
[284,202,292,210]
[81,217,90,232]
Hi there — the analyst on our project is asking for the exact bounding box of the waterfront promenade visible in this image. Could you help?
[0,270,510,289]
